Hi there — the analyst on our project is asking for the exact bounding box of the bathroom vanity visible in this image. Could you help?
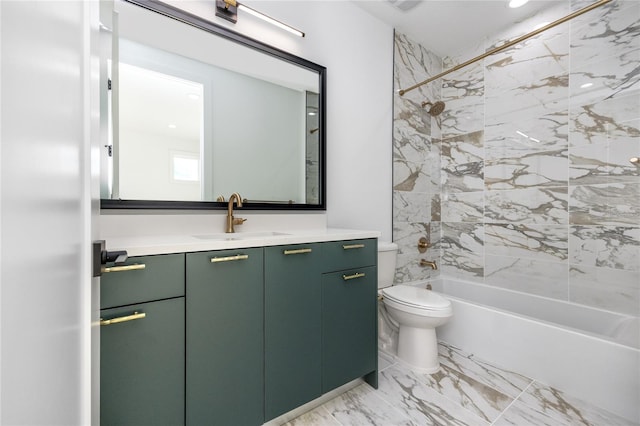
[99,230,378,425]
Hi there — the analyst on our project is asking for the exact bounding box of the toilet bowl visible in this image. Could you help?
[381,284,452,373]
[378,242,453,373]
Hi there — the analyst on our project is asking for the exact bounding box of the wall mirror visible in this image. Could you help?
[100,0,326,210]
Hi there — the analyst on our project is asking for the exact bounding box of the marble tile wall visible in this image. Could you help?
[393,32,443,282]
[393,1,640,317]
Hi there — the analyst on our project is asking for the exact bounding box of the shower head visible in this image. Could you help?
[421,100,445,116]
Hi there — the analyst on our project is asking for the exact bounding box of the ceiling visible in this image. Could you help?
[353,0,562,57]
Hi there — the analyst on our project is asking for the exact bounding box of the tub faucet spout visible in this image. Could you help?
[420,259,438,270]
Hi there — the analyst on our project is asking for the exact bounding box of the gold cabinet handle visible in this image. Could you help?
[343,272,366,281]
[102,264,146,273]
[100,311,146,326]
[343,244,365,250]
[283,248,313,255]
[211,254,249,263]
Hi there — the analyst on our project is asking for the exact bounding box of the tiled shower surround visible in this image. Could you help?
[393,0,639,317]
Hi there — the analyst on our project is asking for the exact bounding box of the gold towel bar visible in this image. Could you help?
[211,254,249,263]
[100,311,146,326]
[103,264,146,273]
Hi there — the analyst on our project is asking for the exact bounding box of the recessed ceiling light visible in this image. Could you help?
[168,124,177,129]
[509,0,529,8]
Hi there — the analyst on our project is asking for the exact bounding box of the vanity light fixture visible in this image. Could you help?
[215,0,305,37]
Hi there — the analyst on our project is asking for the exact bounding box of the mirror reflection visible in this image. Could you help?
[101,0,325,209]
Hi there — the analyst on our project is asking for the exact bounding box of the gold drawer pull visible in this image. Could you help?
[100,311,146,326]
[284,248,313,255]
[343,244,365,250]
[343,272,366,281]
[211,254,249,263]
[102,264,146,273]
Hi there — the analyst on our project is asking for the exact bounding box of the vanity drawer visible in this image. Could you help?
[322,239,377,272]
[101,253,185,309]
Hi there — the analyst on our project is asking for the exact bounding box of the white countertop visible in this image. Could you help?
[105,228,381,257]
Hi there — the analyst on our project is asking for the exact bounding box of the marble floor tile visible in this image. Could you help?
[377,364,490,426]
[322,383,415,426]
[497,381,639,426]
[284,343,636,426]
[437,343,533,399]
[282,406,342,426]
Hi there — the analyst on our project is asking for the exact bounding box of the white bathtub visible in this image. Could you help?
[418,277,640,423]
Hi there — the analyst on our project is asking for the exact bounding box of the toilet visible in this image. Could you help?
[378,242,453,374]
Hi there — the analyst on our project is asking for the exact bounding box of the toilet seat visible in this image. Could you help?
[382,285,452,312]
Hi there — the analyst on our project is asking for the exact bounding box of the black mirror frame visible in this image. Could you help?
[101,0,326,211]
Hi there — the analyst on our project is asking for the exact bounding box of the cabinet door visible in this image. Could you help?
[264,244,322,421]
[101,297,185,426]
[186,248,263,426]
[322,266,377,393]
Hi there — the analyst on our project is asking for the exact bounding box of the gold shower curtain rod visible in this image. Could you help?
[398,0,613,96]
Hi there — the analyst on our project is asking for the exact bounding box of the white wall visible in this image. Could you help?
[101,0,394,241]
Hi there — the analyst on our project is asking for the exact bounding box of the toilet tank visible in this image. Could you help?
[377,242,398,289]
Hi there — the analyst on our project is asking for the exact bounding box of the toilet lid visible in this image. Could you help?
[382,285,451,310]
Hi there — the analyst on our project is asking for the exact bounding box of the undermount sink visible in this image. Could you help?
[193,231,291,241]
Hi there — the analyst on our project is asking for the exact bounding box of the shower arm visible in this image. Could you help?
[398,0,613,97]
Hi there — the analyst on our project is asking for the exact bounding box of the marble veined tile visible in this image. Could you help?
[485,73,569,122]
[440,131,484,193]
[485,29,569,94]
[395,102,432,142]
[283,406,342,426]
[376,365,490,426]
[484,255,569,300]
[569,264,640,316]
[393,191,438,223]
[440,98,484,139]
[412,363,513,423]
[485,148,568,190]
[570,0,640,69]
[569,135,640,185]
[569,182,640,226]
[442,61,484,103]
[485,108,568,151]
[485,187,568,225]
[394,32,442,85]
[437,343,533,400]
[322,383,415,426]
[500,380,639,426]
[569,225,640,271]
[569,93,640,148]
[441,222,484,278]
[569,48,639,107]
[441,191,484,223]
[485,223,569,262]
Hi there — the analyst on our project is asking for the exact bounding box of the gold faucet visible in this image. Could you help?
[226,192,246,233]
[420,259,438,270]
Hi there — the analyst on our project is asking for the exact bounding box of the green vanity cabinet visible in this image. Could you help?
[264,243,323,421]
[100,253,186,426]
[186,248,264,426]
[322,239,378,393]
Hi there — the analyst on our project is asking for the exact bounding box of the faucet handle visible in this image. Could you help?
[233,217,247,226]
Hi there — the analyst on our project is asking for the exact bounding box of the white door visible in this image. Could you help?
[0,1,99,424]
